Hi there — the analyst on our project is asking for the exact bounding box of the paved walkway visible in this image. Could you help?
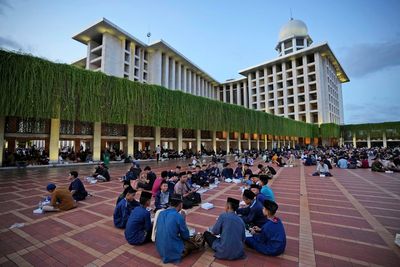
[0,160,399,266]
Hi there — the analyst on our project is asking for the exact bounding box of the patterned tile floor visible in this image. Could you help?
[0,159,399,266]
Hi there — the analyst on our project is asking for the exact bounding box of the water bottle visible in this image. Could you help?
[38,201,43,209]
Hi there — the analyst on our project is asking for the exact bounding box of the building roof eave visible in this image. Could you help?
[72,17,147,47]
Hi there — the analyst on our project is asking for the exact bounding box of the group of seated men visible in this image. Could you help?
[113,161,286,263]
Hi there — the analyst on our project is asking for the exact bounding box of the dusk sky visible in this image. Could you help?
[0,0,399,124]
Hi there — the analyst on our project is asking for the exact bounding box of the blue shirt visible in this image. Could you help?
[256,193,267,205]
[237,199,267,227]
[68,178,87,201]
[337,158,348,169]
[113,198,139,229]
[124,206,152,245]
[155,208,190,263]
[211,212,246,260]
[234,167,243,178]
[222,168,234,179]
[155,191,170,210]
[261,185,275,202]
[245,217,286,256]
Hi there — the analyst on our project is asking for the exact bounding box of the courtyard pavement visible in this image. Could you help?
[0,159,399,266]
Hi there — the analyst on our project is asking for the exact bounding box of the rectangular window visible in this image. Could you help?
[296,38,304,46]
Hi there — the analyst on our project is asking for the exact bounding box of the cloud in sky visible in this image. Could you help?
[0,0,12,15]
[345,102,400,124]
[342,37,400,78]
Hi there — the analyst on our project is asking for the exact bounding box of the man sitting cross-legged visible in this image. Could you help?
[155,194,202,264]
[124,191,153,245]
[203,197,246,260]
[42,183,77,212]
[245,200,286,256]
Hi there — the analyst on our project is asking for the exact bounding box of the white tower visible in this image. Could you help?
[275,18,313,56]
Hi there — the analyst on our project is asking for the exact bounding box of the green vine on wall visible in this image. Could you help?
[1,50,399,140]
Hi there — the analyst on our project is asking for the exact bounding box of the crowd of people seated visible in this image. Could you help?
[299,146,400,173]
[34,144,400,264]
[113,157,286,263]
[3,146,49,166]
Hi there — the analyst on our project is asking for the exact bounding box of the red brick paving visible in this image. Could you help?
[0,159,399,266]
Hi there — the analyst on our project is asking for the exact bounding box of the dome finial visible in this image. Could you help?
[290,8,293,20]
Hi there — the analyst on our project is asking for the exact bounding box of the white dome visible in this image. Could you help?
[278,19,308,42]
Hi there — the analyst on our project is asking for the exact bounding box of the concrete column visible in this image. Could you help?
[367,132,371,148]
[277,138,281,149]
[183,67,187,93]
[170,58,175,89]
[155,127,161,148]
[197,76,201,96]
[177,62,182,90]
[195,74,199,95]
[196,130,201,153]
[49,118,60,163]
[201,78,205,97]
[223,85,227,102]
[226,132,230,154]
[0,117,5,167]
[212,131,217,152]
[352,133,357,148]
[237,82,242,105]
[130,43,136,80]
[264,135,268,150]
[237,133,242,152]
[93,122,101,161]
[383,131,387,148]
[149,50,162,85]
[188,70,192,94]
[127,124,134,157]
[164,54,169,88]
[257,136,260,151]
[177,128,183,153]
[248,135,251,150]
[192,73,196,95]
[243,82,248,108]
[339,137,344,147]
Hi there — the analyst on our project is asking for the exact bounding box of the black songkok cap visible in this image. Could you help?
[227,197,239,206]
[140,191,152,200]
[243,189,256,200]
[170,194,183,203]
[250,184,261,190]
